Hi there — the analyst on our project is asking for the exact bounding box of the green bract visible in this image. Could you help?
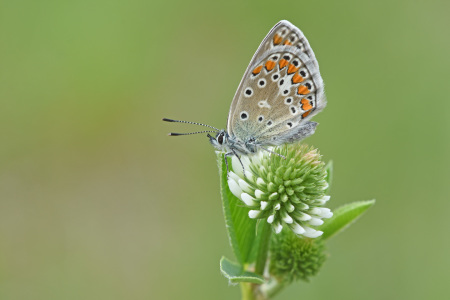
[227,144,332,238]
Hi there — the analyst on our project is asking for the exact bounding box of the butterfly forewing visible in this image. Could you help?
[227,20,326,146]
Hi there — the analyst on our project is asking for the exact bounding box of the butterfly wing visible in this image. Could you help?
[227,20,326,146]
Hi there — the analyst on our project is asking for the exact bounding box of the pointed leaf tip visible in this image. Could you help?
[318,199,375,240]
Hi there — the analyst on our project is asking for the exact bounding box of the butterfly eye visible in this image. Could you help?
[217,134,224,144]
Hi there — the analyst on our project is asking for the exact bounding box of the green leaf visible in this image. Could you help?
[220,256,265,284]
[324,160,333,194]
[318,199,376,240]
[247,221,271,270]
[218,153,257,265]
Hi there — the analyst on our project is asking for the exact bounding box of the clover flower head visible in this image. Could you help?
[227,144,332,238]
[269,228,327,283]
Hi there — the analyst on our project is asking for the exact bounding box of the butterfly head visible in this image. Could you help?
[208,130,230,151]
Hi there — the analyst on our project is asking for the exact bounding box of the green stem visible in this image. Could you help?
[241,282,270,300]
[240,222,272,300]
[240,282,253,300]
[254,221,272,275]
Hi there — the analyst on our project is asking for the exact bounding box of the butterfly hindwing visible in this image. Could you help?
[227,20,326,146]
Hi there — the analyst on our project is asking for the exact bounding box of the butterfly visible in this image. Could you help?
[163,20,326,173]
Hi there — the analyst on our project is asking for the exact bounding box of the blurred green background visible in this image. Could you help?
[1,0,449,299]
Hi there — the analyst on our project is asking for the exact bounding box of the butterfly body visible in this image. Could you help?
[209,122,318,157]
[164,20,326,169]
[209,130,258,156]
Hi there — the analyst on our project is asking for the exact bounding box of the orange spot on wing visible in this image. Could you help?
[302,110,312,118]
[283,40,292,46]
[297,85,311,95]
[292,73,304,84]
[252,65,263,75]
[273,34,282,45]
[265,60,276,71]
[287,63,299,74]
[301,98,313,111]
[279,59,288,69]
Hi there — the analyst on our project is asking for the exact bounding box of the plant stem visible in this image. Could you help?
[241,282,271,300]
[240,282,253,300]
[254,221,272,275]
[240,222,272,300]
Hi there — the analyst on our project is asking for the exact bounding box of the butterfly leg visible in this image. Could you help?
[224,152,233,175]
[259,146,286,160]
[224,149,247,178]
[231,148,247,178]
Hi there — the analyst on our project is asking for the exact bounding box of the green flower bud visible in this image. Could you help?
[269,228,327,283]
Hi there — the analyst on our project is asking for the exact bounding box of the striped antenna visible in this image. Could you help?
[162,118,220,131]
[168,130,217,136]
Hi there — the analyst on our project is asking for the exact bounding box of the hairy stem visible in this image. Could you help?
[241,222,273,300]
[240,282,253,300]
[254,221,272,275]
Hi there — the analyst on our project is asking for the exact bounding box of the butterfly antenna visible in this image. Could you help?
[168,130,217,136]
[162,118,220,131]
